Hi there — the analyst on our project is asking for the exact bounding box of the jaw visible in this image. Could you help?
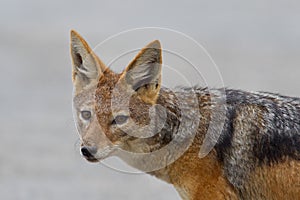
[85,157,100,163]
[123,136,162,154]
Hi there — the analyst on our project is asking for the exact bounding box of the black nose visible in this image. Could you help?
[81,146,97,158]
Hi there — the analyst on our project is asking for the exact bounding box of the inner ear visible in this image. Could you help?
[74,53,83,66]
[126,62,161,92]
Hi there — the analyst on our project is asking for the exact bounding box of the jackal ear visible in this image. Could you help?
[70,30,106,91]
[122,40,162,104]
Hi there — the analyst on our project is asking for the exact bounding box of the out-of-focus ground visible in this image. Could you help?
[0,1,299,199]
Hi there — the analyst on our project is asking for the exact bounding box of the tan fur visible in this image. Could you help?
[245,159,300,200]
[165,145,238,200]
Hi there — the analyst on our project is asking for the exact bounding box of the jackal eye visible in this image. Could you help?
[81,110,91,120]
[112,115,129,125]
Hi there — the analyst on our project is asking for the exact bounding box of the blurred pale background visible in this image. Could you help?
[1,0,299,199]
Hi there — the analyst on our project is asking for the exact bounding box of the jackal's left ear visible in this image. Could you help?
[121,40,162,104]
[70,30,107,91]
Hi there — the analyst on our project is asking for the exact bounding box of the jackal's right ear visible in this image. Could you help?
[70,30,106,91]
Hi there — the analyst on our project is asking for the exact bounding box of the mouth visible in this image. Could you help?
[83,146,117,163]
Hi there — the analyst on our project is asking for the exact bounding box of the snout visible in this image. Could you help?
[81,146,99,162]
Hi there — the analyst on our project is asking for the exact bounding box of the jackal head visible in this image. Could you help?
[70,30,169,164]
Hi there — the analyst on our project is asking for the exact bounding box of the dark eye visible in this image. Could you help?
[81,110,91,120]
[112,115,129,125]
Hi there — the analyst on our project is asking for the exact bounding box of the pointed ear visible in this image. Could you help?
[70,30,107,91]
[121,40,162,104]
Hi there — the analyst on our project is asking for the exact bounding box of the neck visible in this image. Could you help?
[150,88,237,199]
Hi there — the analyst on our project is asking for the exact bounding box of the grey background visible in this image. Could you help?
[1,0,299,199]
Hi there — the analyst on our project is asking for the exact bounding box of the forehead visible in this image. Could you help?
[96,72,121,98]
[95,72,122,113]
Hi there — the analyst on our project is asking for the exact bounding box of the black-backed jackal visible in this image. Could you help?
[70,30,300,200]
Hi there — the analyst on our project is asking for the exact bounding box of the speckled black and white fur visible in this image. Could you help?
[194,88,300,199]
[135,86,300,199]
